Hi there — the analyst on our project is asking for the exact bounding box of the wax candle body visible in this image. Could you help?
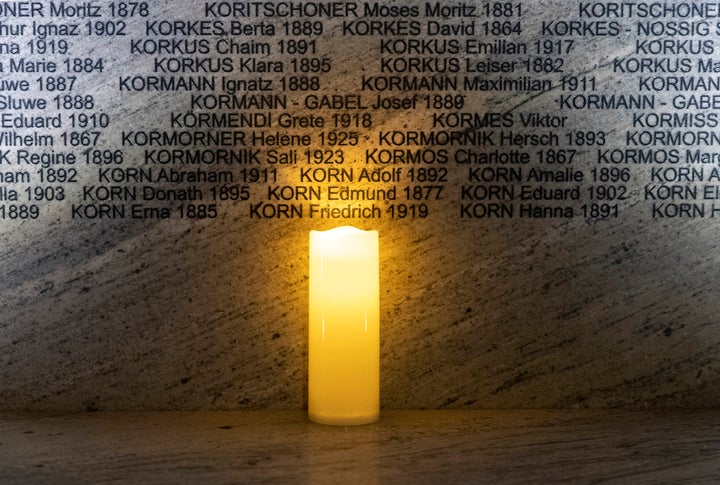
[309,226,379,425]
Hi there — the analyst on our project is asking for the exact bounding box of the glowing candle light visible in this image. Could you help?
[309,226,379,425]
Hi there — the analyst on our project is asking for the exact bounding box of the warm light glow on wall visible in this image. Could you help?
[308,226,379,425]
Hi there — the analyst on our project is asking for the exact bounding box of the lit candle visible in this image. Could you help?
[309,226,379,425]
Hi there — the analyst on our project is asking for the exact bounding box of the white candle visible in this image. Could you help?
[308,226,379,425]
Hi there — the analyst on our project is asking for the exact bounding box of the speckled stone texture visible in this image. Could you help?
[1,0,720,410]
[2,411,720,483]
